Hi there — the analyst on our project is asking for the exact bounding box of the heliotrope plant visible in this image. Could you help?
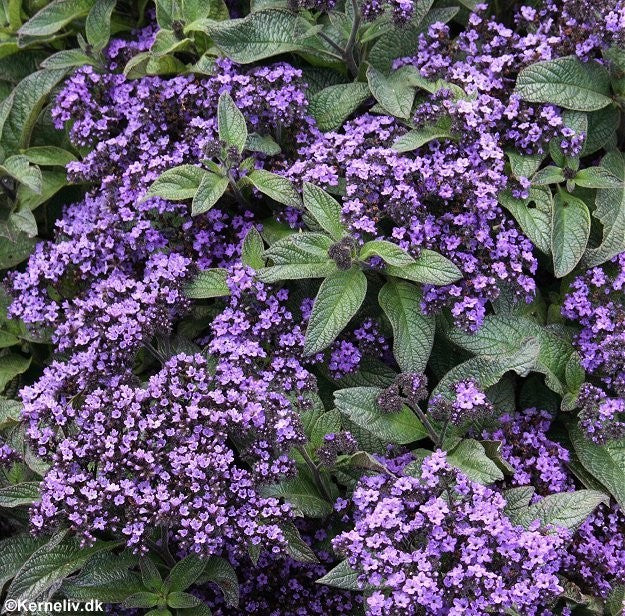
[0,0,625,615]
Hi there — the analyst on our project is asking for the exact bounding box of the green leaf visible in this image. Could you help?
[0,155,42,192]
[0,353,31,391]
[16,168,67,212]
[366,65,416,119]
[316,560,362,591]
[368,7,458,72]
[0,397,22,429]
[516,56,612,111]
[86,0,117,52]
[165,555,206,593]
[308,82,370,132]
[18,0,95,38]
[21,146,76,167]
[384,249,462,285]
[432,338,540,399]
[444,314,577,396]
[0,69,66,154]
[247,169,301,207]
[506,151,544,179]
[378,279,434,372]
[303,267,367,355]
[202,557,239,607]
[140,556,162,591]
[217,92,247,154]
[185,268,230,299]
[0,482,40,508]
[551,192,591,277]
[574,166,621,189]
[280,523,318,565]
[392,124,453,153]
[302,182,344,241]
[569,425,625,508]
[360,240,415,267]
[266,232,332,264]
[582,106,620,156]
[0,535,48,588]
[167,592,202,609]
[334,386,427,445]
[6,534,120,603]
[531,165,564,186]
[41,48,95,69]
[256,262,337,283]
[241,227,265,269]
[146,165,205,201]
[191,171,228,215]
[245,133,281,155]
[585,152,625,266]
[447,439,504,484]
[123,592,160,609]
[204,9,318,63]
[264,476,333,518]
[61,552,141,604]
[503,486,536,517]
[499,187,552,255]
[0,233,36,269]
[511,490,608,530]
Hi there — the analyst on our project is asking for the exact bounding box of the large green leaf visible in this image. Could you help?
[303,267,367,355]
[18,0,95,38]
[551,192,591,277]
[499,187,552,255]
[0,353,31,391]
[585,151,625,266]
[308,82,370,132]
[0,69,67,154]
[378,279,434,372]
[302,182,344,241]
[0,482,40,508]
[217,92,247,154]
[569,425,625,508]
[0,535,48,588]
[447,439,504,484]
[316,560,362,591]
[191,171,229,216]
[247,169,301,206]
[201,9,318,63]
[264,476,333,518]
[6,534,120,603]
[432,338,540,400]
[185,269,230,299]
[444,314,577,396]
[146,165,205,201]
[366,66,416,119]
[516,56,612,111]
[85,0,116,52]
[165,555,206,593]
[334,386,427,445]
[510,490,608,530]
[384,249,462,285]
[201,556,239,607]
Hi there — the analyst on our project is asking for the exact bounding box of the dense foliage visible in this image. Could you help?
[0,0,625,614]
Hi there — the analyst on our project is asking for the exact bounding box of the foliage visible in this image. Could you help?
[0,0,624,615]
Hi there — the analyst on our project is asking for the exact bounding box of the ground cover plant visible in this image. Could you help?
[0,0,625,614]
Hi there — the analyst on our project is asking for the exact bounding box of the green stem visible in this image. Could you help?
[297,445,333,503]
[344,0,361,78]
[409,401,441,448]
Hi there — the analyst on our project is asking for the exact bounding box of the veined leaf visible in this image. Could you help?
[309,82,370,132]
[247,169,301,206]
[18,0,96,38]
[85,0,116,52]
[146,165,206,201]
[551,192,590,277]
[384,249,462,285]
[191,171,229,215]
[217,92,247,154]
[185,269,230,299]
[303,268,367,355]
[366,65,416,120]
[447,439,504,485]
[334,386,426,444]
[302,182,344,241]
[516,56,612,111]
[378,279,434,372]
[360,240,415,267]
[0,482,40,508]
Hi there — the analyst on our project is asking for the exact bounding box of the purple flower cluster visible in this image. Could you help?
[482,408,574,496]
[361,0,416,24]
[209,525,359,615]
[28,350,303,554]
[317,431,359,467]
[483,408,625,597]
[430,379,494,427]
[333,450,568,615]
[329,318,388,378]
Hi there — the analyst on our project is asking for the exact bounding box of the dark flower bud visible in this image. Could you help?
[395,372,428,404]
[328,236,355,271]
[376,384,403,414]
[318,431,358,467]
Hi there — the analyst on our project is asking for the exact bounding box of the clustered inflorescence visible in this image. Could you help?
[1,0,625,614]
